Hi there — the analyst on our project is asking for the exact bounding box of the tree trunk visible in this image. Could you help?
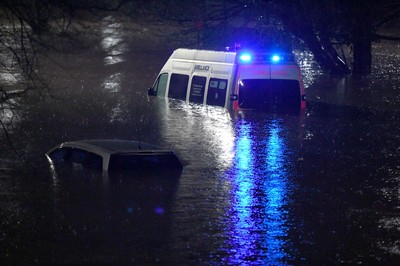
[350,2,373,76]
[29,0,49,35]
[351,24,372,75]
[352,38,372,75]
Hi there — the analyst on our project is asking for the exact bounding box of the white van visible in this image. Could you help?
[148,48,306,112]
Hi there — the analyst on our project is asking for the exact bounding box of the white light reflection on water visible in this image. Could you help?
[100,16,128,65]
[225,119,291,264]
[159,101,235,170]
[0,98,20,127]
[0,46,22,86]
[191,105,235,168]
[0,72,21,85]
[46,155,61,202]
[102,73,121,92]
[100,16,126,123]
[293,50,323,88]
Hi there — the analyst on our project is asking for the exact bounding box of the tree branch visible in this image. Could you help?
[373,33,400,41]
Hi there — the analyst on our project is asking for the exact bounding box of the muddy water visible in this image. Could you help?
[1,17,400,264]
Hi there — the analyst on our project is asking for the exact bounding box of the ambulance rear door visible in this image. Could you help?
[237,63,302,111]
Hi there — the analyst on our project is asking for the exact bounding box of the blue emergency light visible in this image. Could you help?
[271,54,281,62]
[238,53,252,63]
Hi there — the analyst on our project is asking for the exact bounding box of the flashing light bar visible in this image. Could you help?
[238,52,287,64]
[237,52,292,64]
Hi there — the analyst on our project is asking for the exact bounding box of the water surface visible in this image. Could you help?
[1,17,399,265]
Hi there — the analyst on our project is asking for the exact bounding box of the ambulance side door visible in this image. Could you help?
[206,78,228,107]
[189,75,207,104]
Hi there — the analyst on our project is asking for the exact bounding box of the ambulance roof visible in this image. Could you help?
[171,49,236,64]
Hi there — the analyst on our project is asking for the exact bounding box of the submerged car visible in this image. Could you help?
[46,139,183,171]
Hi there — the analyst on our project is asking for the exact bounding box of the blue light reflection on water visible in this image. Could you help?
[224,118,292,265]
[230,121,257,256]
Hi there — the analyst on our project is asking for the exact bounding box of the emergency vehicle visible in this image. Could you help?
[148,48,306,112]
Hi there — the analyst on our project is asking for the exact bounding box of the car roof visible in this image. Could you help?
[47,139,182,171]
[56,139,167,153]
[69,139,163,152]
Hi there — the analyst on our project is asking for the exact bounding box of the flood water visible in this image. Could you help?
[1,17,400,264]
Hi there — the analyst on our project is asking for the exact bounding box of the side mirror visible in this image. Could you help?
[148,87,156,96]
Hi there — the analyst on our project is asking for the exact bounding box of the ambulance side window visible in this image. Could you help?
[206,78,227,107]
[169,74,189,100]
[189,76,206,104]
[155,73,168,97]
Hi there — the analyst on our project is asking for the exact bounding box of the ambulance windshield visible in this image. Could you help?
[238,79,301,111]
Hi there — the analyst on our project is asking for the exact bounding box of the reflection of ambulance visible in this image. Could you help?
[148,48,306,112]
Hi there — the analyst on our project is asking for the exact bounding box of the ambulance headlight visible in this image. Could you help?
[271,54,281,62]
[239,53,252,63]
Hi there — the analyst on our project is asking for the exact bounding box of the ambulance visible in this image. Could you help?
[148,48,306,112]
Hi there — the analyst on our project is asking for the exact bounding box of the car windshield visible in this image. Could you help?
[48,147,103,169]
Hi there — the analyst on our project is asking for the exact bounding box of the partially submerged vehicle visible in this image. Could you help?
[148,48,306,112]
[46,139,183,172]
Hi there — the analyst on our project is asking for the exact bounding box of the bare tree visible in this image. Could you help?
[1,2,47,155]
[0,0,129,156]
[257,0,400,75]
[142,0,400,75]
